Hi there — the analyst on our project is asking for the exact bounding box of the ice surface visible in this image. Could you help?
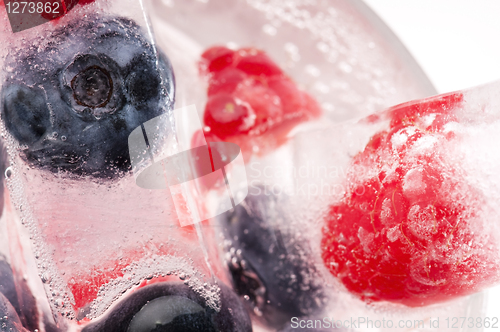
[149,0,435,123]
[203,80,500,331]
[0,0,219,325]
[0,0,471,330]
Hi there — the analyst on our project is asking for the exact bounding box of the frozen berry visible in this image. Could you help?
[200,46,236,73]
[204,94,255,137]
[81,281,251,332]
[321,93,499,306]
[0,292,28,332]
[198,46,321,162]
[218,189,325,329]
[0,255,39,331]
[233,48,283,77]
[1,15,175,179]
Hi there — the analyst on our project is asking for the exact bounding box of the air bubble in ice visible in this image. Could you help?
[262,24,277,36]
[4,167,13,178]
[314,82,330,94]
[54,298,64,307]
[305,64,320,77]
[284,42,300,62]
[161,0,174,7]
[316,42,330,53]
[41,272,52,284]
[339,61,352,73]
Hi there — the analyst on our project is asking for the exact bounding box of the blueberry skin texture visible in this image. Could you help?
[0,256,18,316]
[0,255,39,331]
[0,292,28,332]
[81,281,252,332]
[218,190,326,330]
[1,15,175,179]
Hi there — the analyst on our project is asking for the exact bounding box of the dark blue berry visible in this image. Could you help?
[1,15,175,179]
[0,256,19,317]
[0,292,27,332]
[81,281,252,332]
[217,188,326,330]
[0,255,39,331]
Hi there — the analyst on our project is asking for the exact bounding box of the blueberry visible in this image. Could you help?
[217,188,326,330]
[0,255,39,331]
[0,292,27,332]
[81,281,252,332]
[1,15,175,179]
[0,255,19,317]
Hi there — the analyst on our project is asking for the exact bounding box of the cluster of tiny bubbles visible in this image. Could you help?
[88,255,221,320]
[0,124,77,320]
[262,23,277,36]
[246,0,403,119]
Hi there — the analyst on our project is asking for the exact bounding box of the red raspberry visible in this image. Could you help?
[198,46,321,162]
[233,48,284,77]
[321,92,499,307]
[203,94,255,137]
[200,46,236,73]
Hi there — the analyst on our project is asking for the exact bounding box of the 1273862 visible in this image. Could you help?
[5,1,60,14]
[445,317,499,329]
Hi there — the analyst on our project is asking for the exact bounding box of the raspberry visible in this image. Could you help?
[203,94,255,136]
[200,46,235,73]
[198,46,321,162]
[321,93,499,307]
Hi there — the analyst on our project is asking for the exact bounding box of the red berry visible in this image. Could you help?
[233,79,283,135]
[200,46,235,73]
[198,46,321,162]
[207,67,246,96]
[268,77,322,120]
[321,92,498,307]
[204,93,255,137]
[234,48,284,77]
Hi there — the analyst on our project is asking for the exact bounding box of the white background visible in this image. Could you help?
[363,0,500,94]
[363,0,500,318]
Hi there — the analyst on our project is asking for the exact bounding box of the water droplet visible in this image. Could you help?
[61,136,67,141]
